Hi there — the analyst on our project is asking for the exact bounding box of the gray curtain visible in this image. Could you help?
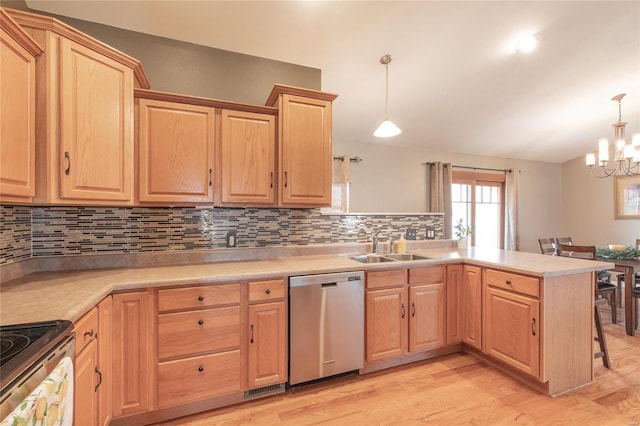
[429,162,453,239]
[504,168,520,250]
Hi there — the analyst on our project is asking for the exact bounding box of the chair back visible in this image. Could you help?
[538,238,556,255]
[555,237,573,246]
[555,243,600,298]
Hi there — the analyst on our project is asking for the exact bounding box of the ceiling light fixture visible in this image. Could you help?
[374,54,401,138]
[586,93,640,177]
[515,34,538,53]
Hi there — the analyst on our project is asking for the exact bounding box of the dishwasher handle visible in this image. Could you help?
[321,282,338,288]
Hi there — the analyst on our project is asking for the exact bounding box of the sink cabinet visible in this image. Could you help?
[365,267,446,365]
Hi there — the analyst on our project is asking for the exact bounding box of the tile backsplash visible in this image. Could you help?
[1,205,444,265]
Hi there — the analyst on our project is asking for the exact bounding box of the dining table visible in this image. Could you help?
[598,256,639,336]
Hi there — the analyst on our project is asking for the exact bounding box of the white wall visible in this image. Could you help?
[561,157,640,247]
[334,140,563,253]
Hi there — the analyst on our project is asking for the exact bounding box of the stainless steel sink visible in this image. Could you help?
[350,253,432,263]
[383,253,432,261]
[351,254,395,263]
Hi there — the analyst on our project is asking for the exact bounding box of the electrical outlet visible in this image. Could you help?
[226,230,237,247]
[405,228,417,240]
[426,226,435,240]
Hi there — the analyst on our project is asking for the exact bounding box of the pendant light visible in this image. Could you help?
[374,54,402,138]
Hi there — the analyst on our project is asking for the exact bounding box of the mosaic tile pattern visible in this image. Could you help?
[2,205,444,263]
[0,206,32,264]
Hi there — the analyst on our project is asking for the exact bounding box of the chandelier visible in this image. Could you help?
[586,93,640,177]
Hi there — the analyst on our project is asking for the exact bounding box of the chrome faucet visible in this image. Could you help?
[372,231,380,253]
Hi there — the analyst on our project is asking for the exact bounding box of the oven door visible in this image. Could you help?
[0,336,74,425]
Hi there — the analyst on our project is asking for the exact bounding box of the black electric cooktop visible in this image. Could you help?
[0,320,72,392]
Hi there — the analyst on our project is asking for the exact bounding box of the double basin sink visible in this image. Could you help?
[351,253,432,263]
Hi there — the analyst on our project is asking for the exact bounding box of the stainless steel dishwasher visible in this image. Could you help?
[289,271,364,386]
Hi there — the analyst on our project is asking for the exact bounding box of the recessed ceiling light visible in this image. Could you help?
[515,34,538,53]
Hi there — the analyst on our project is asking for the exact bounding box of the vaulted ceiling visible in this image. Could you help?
[26,0,640,164]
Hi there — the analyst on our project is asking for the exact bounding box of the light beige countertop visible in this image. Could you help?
[0,245,613,326]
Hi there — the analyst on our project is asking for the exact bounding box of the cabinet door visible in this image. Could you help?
[484,286,540,378]
[112,291,151,417]
[409,283,445,352]
[75,338,98,426]
[446,265,463,344]
[137,98,214,203]
[247,301,286,389]
[219,109,276,205]
[59,37,134,202]
[462,265,482,350]
[278,94,332,207]
[365,287,408,362]
[0,28,36,200]
[97,296,112,426]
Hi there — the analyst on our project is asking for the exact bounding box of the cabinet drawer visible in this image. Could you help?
[409,266,444,284]
[74,307,98,355]
[249,279,285,303]
[157,350,241,408]
[158,283,240,312]
[158,306,240,360]
[366,269,407,289]
[485,269,539,298]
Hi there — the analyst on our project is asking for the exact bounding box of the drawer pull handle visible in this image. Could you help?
[198,296,204,301]
[531,318,536,336]
[250,324,254,343]
[94,367,102,392]
[411,302,416,317]
[198,366,204,372]
[401,303,406,319]
[84,329,94,338]
[198,319,204,325]
[265,289,271,295]
[505,280,512,285]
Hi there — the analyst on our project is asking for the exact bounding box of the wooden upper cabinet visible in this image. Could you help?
[4,8,149,205]
[266,85,338,208]
[217,109,276,206]
[136,96,215,204]
[0,10,42,202]
[59,38,134,202]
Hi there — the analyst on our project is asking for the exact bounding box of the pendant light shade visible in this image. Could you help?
[374,54,401,138]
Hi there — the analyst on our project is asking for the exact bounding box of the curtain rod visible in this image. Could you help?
[424,162,512,173]
[334,156,363,163]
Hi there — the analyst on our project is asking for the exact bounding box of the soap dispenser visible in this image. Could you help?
[397,234,407,253]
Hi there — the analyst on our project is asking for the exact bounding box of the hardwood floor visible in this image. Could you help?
[157,307,639,426]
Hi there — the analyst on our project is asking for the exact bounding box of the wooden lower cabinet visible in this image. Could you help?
[461,265,482,350]
[247,279,287,389]
[365,267,446,364]
[446,264,463,344]
[483,280,540,378]
[156,283,242,409]
[365,286,407,362]
[112,290,152,417]
[74,296,111,426]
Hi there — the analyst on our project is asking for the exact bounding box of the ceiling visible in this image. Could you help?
[25,0,640,164]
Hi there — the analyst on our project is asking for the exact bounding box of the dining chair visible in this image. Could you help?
[538,238,556,255]
[555,243,614,368]
[616,239,640,329]
[555,236,613,286]
[554,236,573,246]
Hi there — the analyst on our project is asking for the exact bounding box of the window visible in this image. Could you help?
[321,183,350,214]
[452,171,505,249]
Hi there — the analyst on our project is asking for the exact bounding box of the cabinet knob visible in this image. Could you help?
[505,280,512,286]
[198,296,204,301]
[265,289,271,295]
[198,366,204,372]
[198,319,204,325]
[84,329,94,338]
